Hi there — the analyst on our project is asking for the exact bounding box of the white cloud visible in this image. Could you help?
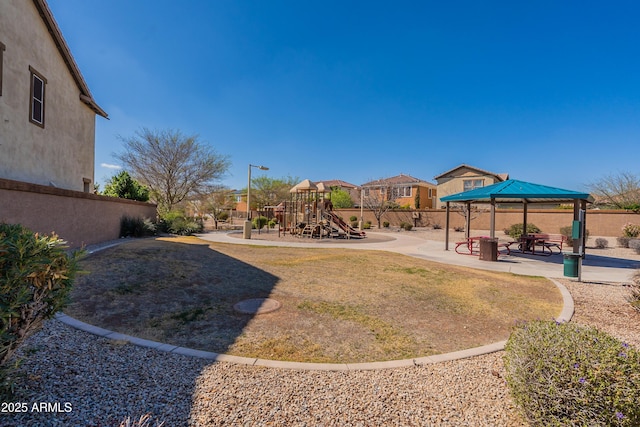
[101,163,122,170]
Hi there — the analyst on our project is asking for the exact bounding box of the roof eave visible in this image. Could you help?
[33,0,108,119]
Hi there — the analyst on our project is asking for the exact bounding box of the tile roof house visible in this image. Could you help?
[360,174,437,209]
[434,164,508,208]
[0,0,108,192]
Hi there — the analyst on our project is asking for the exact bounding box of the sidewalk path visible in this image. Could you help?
[196,231,638,284]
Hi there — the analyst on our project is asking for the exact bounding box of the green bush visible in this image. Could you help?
[120,216,156,237]
[268,219,277,229]
[363,222,371,229]
[504,320,640,426]
[0,223,82,398]
[349,216,358,222]
[559,225,590,246]
[252,216,268,229]
[217,212,229,221]
[350,221,359,228]
[159,212,203,235]
[399,222,413,231]
[506,223,541,240]
[383,221,390,228]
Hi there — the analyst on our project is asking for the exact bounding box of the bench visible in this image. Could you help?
[530,233,567,254]
[455,237,511,256]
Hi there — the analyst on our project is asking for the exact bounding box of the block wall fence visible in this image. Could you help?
[335,208,639,237]
[0,178,157,249]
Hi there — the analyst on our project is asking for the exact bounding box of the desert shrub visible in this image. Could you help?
[217,212,229,221]
[504,320,640,426]
[268,219,277,228]
[252,216,268,230]
[349,216,358,222]
[595,238,609,249]
[0,223,82,399]
[363,221,371,230]
[560,225,590,246]
[432,223,442,230]
[628,271,640,313]
[119,413,165,427]
[618,237,631,248]
[383,221,390,228]
[622,223,640,238]
[453,226,465,232]
[120,216,156,238]
[399,222,413,231]
[629,239,640,254]
[506,223,541,240]
[350,221,359,228]
[159,212,203,235]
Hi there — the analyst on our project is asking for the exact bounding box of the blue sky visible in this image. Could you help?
[48,0,639,192]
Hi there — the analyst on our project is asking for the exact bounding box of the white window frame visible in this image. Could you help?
[463,179,484,191]
[29,66,46,127]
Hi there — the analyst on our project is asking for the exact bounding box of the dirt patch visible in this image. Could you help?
[66,236,563,363]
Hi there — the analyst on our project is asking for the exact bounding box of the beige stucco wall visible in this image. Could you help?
[0,178,157,249]
[435,167,501,208]
[336,208,639,238]
[0,0,96,191]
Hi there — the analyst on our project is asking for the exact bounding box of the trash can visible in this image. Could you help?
[563,253,580,277]
[479,238,498,261]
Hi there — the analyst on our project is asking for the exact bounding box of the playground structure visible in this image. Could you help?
[276,179,366,239]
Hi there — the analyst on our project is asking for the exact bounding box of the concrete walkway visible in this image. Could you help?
[55,231,637,371]
[197,230,638,283]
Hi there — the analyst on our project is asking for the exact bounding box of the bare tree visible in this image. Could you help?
[115,128,230,214]
[361,183,399,228]
[588,172,640,213]
[203,188,236,229]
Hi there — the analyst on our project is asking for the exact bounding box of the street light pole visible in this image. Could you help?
[243,164,269,239]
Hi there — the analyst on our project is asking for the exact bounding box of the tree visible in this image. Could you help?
[102,170,150,202]
[330,187,354,208]
[247,175,299,210]
[362,183,399,228]
[588,172,640,212]
[115,128,230,214]
[203,188,236,229]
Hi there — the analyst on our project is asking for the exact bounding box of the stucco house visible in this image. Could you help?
[360,174,437,209]
[0,0,108,192]
[433,164,508,208]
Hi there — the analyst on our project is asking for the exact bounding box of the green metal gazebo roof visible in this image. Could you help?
[440,179,593,204]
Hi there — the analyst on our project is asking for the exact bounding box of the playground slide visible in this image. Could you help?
[325,212,366,237]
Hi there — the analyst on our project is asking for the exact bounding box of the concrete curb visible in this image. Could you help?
[58,234,576,371]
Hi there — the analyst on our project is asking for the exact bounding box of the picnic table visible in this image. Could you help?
[507,234,567,256]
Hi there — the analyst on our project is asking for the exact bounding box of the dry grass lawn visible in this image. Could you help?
[66,236,563,363]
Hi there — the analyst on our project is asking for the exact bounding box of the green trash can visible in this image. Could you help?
[563,253,580,277]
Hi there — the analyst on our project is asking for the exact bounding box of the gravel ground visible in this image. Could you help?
[2,234,639,427]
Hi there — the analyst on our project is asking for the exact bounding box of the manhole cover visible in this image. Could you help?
[233,298,281,314]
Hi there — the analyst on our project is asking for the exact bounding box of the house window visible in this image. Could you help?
[463,179,484,191]
[83,178,92,193]
[428,188,433,198]
[392,186,412,198]
[29,66,47,127]
[0,42,5,96]
[363,188,370,197]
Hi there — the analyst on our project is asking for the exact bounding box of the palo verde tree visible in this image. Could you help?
[102,170,150,202]
[587,172,640,213]
[330,187,354,208]
[115,128,230,214]
[246,175,299,211]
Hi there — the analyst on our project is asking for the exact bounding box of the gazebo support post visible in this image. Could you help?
[465,202,471,239]
[445,202,450,251]
[522,201,528,240]
[490,199,496,239]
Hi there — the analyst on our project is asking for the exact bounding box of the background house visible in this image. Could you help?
[434,164,508,209]
[361,174,437,209]
[315,179,359,206]
[0,0,108,192]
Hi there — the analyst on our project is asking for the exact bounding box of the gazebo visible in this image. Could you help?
[439,179,594,252]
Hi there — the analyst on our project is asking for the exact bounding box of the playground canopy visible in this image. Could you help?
[439,179,594,251]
